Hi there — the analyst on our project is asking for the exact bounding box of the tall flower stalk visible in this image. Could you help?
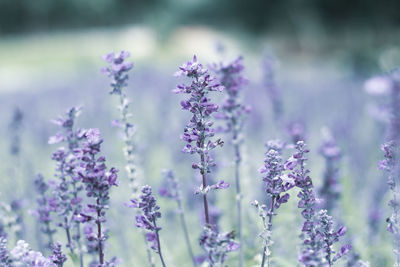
[49,107,85,266]
[252,140,294,267]
[212,56,249,267]
[75,129,118,266]
[102,51,156,266]
[159,170,196,267]
[379,141,400,265]
[287,141,350,266]
[174,56,238,265]
[128,185,167,267]
[174,55,224,226]
[101,51,138,195]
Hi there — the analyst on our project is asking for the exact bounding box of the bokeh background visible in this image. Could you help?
[1,1,400,266]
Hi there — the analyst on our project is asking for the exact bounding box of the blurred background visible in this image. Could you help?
[0,0,400,266]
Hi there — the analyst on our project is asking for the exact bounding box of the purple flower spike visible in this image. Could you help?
[50,242,67,267]
[199,226,238,264]
[74,128,118,266]
[253,140,294,266]
[174,55,225,225]
[102,51,133,95]
[129,185,167,267]
[288,141,350,265]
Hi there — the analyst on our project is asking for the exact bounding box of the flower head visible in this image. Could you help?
[102,51,133,95]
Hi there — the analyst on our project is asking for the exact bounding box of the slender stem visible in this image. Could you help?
[200,153,210,225]
[75,221,84,267]
[96,200,104,265]
[72,183,84,267]
[177,200,197,267]
[153,220,167,267]
[142,232,155,267]
[262,196,275,267]
[234,141,243,267]
[64,218,74,254]
[261,247,266,267]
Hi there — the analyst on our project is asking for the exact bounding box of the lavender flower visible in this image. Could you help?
[32,174,57,249]
[174,55,225,226]
[101,51,133,95]
[0,237,12,266]
[128,185,166,267]
[285,141,320,266]
[199,226,239,266]
[253,140,294,267]
[102,51,156,266]
[10,240,55,267]
[211,56,249,267]
[379,141,400,265]
[75,128,118,266]
[49,107,85,267]
[318,128,342,214]
[50,242,67,267]
[315,210,351,265]
[159,170,196,266]
[288,141,349,266]
[102,51,139,196]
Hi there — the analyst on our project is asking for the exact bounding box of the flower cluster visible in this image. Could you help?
[318,129,342,213]
[10,240,55,267]
[49,107,85,258]
[74,128,118,266]
[174,55,224,173]
[49,242,67,267]
[129,186,162,253]
[253,140,294,266]
[288,141,350,266]
[0,237,12,266]
[32,174,57,248]
[379,141,400,263]
[174,56,226,226]
[199,226,239,266]
[260,147,294,208]
[128,185,166,267]
[101,51,134,95]
[287,141,323,265]
[314,210,351,265]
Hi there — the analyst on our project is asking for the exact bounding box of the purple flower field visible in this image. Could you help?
[0,17,399,267]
